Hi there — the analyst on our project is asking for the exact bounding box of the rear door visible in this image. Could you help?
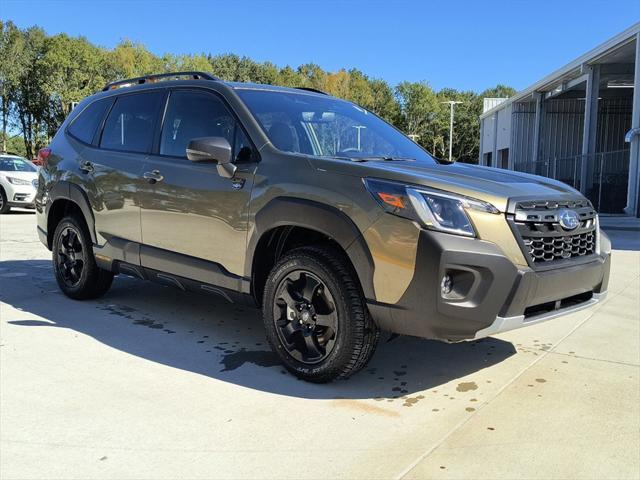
[84,90,165,244]
[139,88,258,282]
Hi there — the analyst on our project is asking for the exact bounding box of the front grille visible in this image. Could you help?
[510,199,598,265]
[523,231,595,262]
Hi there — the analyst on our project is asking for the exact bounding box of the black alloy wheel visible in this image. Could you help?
[273,270,338,364]
[56,225,85,288]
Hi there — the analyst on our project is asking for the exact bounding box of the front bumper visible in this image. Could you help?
[3,183,36,208]
[367,229,611,342]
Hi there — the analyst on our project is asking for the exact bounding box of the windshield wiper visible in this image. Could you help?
[332,156,415,162]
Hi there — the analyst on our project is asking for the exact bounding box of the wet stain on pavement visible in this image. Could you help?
[456,381,478,392]
[402,394,425,407]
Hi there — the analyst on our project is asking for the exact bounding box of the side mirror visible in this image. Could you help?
[186,136,237,178]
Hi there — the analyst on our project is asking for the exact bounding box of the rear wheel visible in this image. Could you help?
[0,188,9,214]
[52,215,113,299]
[262,246,379,383]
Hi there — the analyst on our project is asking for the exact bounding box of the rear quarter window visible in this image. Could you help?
[67,97,113,145]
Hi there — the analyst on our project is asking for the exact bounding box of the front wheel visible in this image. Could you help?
[52,215,114,300]
[262,246,379,383]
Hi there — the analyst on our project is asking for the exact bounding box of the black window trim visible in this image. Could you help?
[65,96,115,147]
[95,89,168,156]
[151,86,260,164]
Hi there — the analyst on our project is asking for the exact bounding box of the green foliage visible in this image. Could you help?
[0,132,27,157]
[0,22,516,163]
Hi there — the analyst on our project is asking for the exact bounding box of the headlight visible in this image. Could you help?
[6,177,31,185]
[364,178,499,237]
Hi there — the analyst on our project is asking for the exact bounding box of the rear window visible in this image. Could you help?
[67,97,113,144]
[100,92,163,153]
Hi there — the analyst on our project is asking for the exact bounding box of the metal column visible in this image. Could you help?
[624,33,640,217]
[492,113,498,167]
[581,65,600,193]
[479,119,485,165]
[532,93,544,172]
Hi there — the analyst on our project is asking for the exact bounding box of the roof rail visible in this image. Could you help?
[294,86,328,95]
[102,71,220,92]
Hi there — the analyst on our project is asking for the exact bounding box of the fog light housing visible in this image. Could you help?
[441,274,453,295]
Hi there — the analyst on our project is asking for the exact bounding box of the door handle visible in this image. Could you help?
[143,169,164,184]
[79,160,94,174]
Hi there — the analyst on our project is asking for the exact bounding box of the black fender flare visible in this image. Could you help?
[47,181,97,246]
[247,197,376,299]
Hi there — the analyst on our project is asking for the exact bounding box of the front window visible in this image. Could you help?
[160,90,253,161]
[236,89,436,164]
[0,156,37,172]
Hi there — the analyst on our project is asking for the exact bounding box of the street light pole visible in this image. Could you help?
[442,101,463,162]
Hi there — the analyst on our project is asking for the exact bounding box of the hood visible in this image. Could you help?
[0,170,38,182]
[309,158,583,212]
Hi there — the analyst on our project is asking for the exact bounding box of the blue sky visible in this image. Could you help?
[1,0,638,92]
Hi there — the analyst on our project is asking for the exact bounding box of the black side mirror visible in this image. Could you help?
[186,136,237,178]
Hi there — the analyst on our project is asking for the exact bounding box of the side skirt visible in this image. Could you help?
[93,237,256,306]
[112,260,256,306]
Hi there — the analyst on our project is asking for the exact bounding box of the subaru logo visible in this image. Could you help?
[558,209,580,230]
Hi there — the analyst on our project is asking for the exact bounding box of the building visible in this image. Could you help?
[479,23,640,217]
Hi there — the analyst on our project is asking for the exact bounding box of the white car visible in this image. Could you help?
[0,154,39,214]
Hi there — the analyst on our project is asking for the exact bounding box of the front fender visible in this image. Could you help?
[247,197,376,300]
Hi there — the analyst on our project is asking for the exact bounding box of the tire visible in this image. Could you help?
[0,187,9,214]
[52,215,114,300]
[262,246,379,383]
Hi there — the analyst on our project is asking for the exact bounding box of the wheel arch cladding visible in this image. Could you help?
[46,182,97,249]
[248,197,376,302]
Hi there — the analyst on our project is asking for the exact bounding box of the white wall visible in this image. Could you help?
[496,104,512,150]
[481,116,494,155]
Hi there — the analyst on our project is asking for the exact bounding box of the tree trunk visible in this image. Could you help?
[1,85,6,152]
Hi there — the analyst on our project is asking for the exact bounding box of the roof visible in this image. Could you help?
[480,22,640,119]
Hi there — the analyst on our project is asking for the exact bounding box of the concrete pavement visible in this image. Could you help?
[1,211,638,479]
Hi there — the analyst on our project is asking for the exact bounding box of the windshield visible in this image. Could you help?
[0,156,36,172]
[236,89,436,164]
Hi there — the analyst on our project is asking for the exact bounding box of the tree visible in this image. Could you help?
[10,26,51,158]
[0,23,516,164]
[395,81,446,157]
[38,33,106,138]
[104,40,164,80]
[0,21,26,152]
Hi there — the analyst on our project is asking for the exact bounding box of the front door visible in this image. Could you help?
[139,89,257,281]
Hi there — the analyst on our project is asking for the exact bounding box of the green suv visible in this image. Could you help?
[35,72,611,382]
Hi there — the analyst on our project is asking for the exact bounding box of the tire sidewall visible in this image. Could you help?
[263,252,358,379]
[0,187,9,214]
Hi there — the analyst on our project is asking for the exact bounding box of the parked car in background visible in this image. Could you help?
[0,154,38,213]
